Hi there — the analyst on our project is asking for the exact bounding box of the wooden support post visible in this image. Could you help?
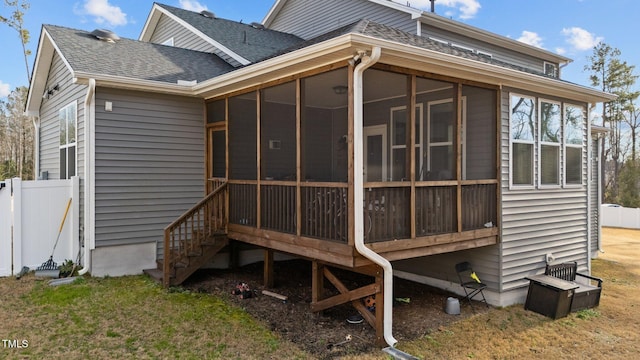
[229,240,239,269]
[312,261,325,306]
[374,266,385,347]
[263,249,274,288]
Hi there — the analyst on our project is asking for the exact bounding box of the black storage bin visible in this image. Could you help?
[524,275,578,319]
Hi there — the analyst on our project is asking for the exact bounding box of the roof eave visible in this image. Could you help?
[348,33,612,104]
[139,3,163,41]
[26,27,74,116]
[73,72,198,97]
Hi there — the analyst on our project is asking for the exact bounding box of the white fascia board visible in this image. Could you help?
[262,0,285,27]
[415,12,572,65]
[139,3,163,41]
[348,33,613,104]
[152,5,251,66]
[72,73,198,97]
[25,28,75,115]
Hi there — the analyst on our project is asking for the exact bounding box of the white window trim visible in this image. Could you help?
[59,101,78,180]
[538,99,562,188]
[390,104,423,181]
[563,103,585,188]
[509,93,536,190]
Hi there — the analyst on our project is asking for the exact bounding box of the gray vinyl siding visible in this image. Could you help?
[149,13,215,53]
[38,52,86,244]
[421,24,548,75]
[269,0,416,39]
[148,13,243,67]
[94,88,205,250]
[499,89,589,292]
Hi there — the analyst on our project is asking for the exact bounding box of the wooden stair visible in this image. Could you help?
[144,182,229,287]
[144,232,228,286]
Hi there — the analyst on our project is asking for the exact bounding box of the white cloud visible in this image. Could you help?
[562,27,603,51]
[555,47,567,55]
[0,81,10,98]
[81,0,128,27]
[517,31,544,48]
[179,0,208,12]
[406,0,480,19]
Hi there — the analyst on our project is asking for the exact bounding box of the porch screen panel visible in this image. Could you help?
[463,85,496,180]
[229,92,257,180]
[261,81,296,180]
[212,130,225,178]
[416,77,455,181]
[207,99,225,123]
[363,69,409,182]
[302,68,348,182]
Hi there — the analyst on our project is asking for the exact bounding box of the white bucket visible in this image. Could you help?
[445,297,460,315]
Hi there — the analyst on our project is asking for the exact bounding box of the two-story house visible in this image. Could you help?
[25,0,614,346]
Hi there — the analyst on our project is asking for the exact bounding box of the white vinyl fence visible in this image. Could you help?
[0,177,79,277]
[601,205,640,230]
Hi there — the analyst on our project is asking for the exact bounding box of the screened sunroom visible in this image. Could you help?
[204,64,499,266]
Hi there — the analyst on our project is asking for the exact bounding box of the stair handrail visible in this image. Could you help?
[163,181,228,287]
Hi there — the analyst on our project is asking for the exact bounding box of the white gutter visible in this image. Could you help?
[353,46,397,348]
[78,78,95,276]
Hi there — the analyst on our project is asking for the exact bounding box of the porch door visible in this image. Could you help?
[363,125,387,182]
[207,126,226,192]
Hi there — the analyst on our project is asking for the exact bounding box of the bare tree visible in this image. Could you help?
[0,0,31,82]
[585,43,639,204]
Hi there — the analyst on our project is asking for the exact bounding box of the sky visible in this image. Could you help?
[0,0,637,100]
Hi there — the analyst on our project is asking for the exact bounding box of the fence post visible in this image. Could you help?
[12,178,23,274]
[0,179,12,276]
[71,176,80,263]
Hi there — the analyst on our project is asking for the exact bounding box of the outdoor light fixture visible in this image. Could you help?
[42,84,60,99]
[333,85,348,95]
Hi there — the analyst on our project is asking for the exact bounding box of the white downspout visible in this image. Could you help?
[79,78,95,275]
[353,47,398,348]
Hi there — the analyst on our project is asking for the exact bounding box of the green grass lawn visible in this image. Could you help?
[0,275,311,359]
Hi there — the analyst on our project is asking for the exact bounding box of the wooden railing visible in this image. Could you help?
[163,182,227,287]
[225,180,496,245]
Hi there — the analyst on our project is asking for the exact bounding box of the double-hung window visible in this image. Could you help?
[59,102,77,179]
[510,95,535,186]
[564,104,585,185]
[539,100,561,186]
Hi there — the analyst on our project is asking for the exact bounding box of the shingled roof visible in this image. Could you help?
[44,24,235,84]
[156,3,304,64]
[270,19,557,80]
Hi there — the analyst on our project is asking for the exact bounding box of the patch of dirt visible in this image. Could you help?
[183,259,488,358]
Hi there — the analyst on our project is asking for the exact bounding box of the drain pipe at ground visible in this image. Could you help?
[78,78,95,276]
[352,47,398,348]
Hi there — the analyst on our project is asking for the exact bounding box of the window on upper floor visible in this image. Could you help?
[59,101,77,179]
[544,62,558,78]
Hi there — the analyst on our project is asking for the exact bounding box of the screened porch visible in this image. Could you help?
[205,64,499,263]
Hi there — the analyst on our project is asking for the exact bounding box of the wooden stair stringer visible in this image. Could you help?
[170,235,229,286]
